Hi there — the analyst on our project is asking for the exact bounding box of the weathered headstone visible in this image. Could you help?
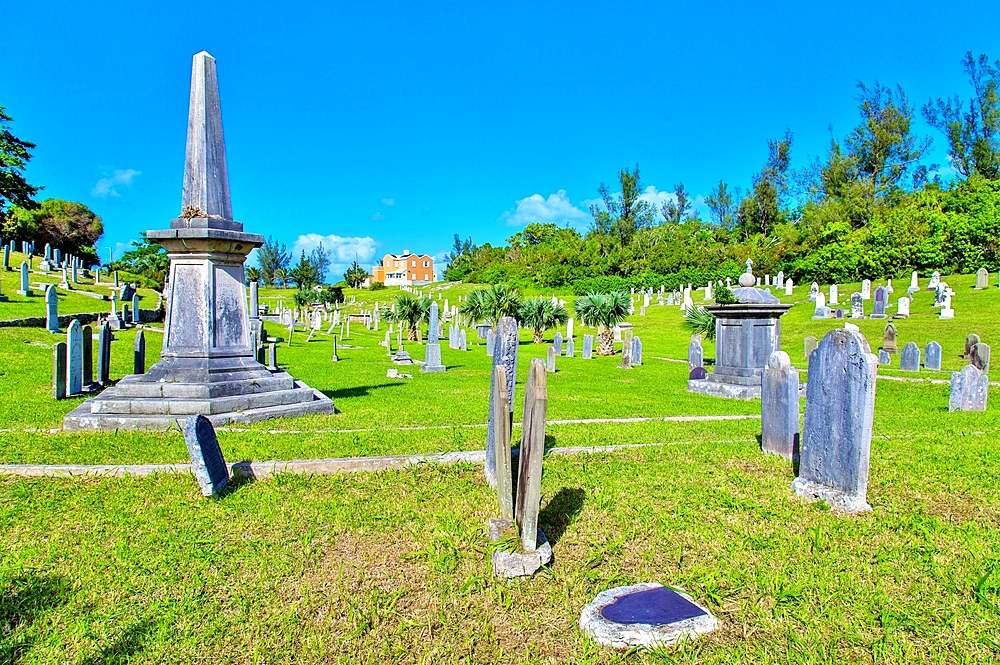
[492,365,513,521]
[829,284,839,305]
[882,323,898,354]
[792,329,876,514]
[566,318,574,341]
[134,329,146,374]
[964,334,980,359]
[82,325,93,386]
[975,267,988,290]
[899,341,920,371]
[515,358,547,553]
[422,302,446,372]
[131,293,140,324]
[582,334,593,360]
[784,278,794,296]
[97,322,111,385]
[761,350,800,461]
[927,271,941,290]
[53,341,67,400]
[16,261,30,296]
[895,296,910,318]
[907,271,919,295]
[861,279,872,300]
[485,317,518,487]
[809,282,819,302]
[459,328,467,351]
[183,414,230,497]
[546,345,556,373]
[878,349,891,365]
[65,320,83,395]
[631,335,642,365]
[949,364,989,412]
[939,292,954,319]
[688,336,703,370]
[803,336,818,362]
[553,331,563,356]
[870,287,887,319]
[850,293,864,319]
[970,342,991,373]
[924,341,942,371]
[812,291,828,319]
[45,285,59,332]
[485,329,495,357]
[565,336,575,358]
[619,328,633,369]
[267,342,277,369]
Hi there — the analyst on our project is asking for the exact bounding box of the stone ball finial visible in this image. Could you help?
[738,258,755,288]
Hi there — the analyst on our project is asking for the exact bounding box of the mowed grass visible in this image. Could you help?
[0,273,998,662]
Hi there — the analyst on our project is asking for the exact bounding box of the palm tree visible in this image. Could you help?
[245,267,260,283]
[462,284,524,327]
[273,267,288,288]
[383,292,430,341]
[573,292,631,356]
[518,298,569,343]
[459,288,490,326]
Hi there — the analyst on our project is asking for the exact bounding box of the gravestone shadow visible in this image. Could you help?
[323,382,405,401]
[538,487,586,547]
[0,573,71,663]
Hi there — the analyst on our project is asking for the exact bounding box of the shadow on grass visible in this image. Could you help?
[321,382,406,401]
[0,573,71,663]
[538,487,586,546]
[79,618,156,665]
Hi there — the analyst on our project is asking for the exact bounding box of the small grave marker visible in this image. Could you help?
[183,414,230,497]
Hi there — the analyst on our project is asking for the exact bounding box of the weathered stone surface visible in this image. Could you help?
[861,279,872,300]
[689,367,707,380]
[485,317,518,486]
[565,337,575,358]
[925,341,942,371]
[900,341,920,371]
[546,345,556,373]
[490,529,552,578]
[793,329,876,514]
[579,583,719,650]
[975,267,988,289]
[619,328,633,369]
[553,331,563,355]
[82,325,93,385]
[883,323,899,354]
[183,414,230,496]
[870,287,887,319]
[427,302,440,344]
[582,334,593,360]
[421,342,445,372]
[761,351,799,461]
[804,336,818,362]
[949,364,989,412]
[850,293,864,319]
[492,366,513,521]
[53,341,66,400]
[45,285,59,332]
[631,336,642,365]
[16,261,30,296]
[878,349,891,365]
[181,52,233,223]
[688,337,703,370]
[970,342,991,373]
[965,334,980,359]
[66,320,83,395]
[134,329,146,375]
[515,358,547,553]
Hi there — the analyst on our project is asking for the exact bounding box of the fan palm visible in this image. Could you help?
[518,298,569,343]
[245,267,260,283]
[459,288,490,326]
[273,267,288,288]
[383,292,431,341]
[573,292,631,355]
[461,284,524,327]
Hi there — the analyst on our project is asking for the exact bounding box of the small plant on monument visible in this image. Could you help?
[714,286,738,305]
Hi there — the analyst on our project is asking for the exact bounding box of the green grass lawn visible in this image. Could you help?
[0,273,998,663]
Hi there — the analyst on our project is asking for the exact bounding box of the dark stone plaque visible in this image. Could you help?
[183,414,230,497]
[689,367,707,380]
[600,586,707,625]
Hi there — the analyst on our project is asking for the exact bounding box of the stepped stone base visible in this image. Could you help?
[63,367,334,431]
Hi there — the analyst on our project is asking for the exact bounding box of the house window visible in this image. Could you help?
[424,274,429,280]
[411,261,416,267]
[423,261,429,267]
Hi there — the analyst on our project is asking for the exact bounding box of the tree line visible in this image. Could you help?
[446,52,1000,289]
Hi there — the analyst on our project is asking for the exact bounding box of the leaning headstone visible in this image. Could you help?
[964,334,980,359]
[134,329,146,375]
[183,414,230,497]
[485,317,518,487]
[792,329,876,514]
[949,364,989,412]
[970,342,991,373]
[882,323,898,354]
[492,365,514,522]
[688,336,703,370]
[803,336,818,362]
[45,285,59,332]
[546,345,556,373]
[514,359,548,553]
[66,320,83,395]
[53,341,67,400]
[16,261,30,296]
[761,350,800,461]
[924,341,942,371]
[870,287,887,319]
[975,267,988,290]
[582,334,593,360]
[899,342,920,371]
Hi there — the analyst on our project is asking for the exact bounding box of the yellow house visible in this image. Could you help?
[371,250,436,286]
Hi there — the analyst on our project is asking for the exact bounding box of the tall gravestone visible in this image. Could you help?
[566,337,575,358]
[83,325,93,386]
[515,358,547,553]
[619,328,633,369]
[134,329,146,374]
[870,287,887,319]
[582,334,593,360]
[422,302,446,372]
[45,285,59,333]
[850,293,864,319]
[546,345,556,373]
[16,261,30,296]
[861,279,871,300]
[485,317,518,487]
[97,321,111,385]
[899,341,920,371]
[924,341,942,371]
[64,51,333,430]
[631,336,642,365]
[53,342,67,400]
[183,414,230,497]
[492,365,514,521]
[949,364,989,412]
[66,319,83,396]
[761,350,799,461]
[792,329,876,514]
[553,332,563,356]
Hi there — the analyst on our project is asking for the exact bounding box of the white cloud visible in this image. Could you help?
[291,233,379,281]
[381,197,396,206]
[92,169,141,198]
[372,211,387,222]
[499,190,590,227]
[108,240,134,263]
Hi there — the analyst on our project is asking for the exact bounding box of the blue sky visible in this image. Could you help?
[3,1,998,280]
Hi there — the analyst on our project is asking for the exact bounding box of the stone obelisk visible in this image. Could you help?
[64,51,334,430]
